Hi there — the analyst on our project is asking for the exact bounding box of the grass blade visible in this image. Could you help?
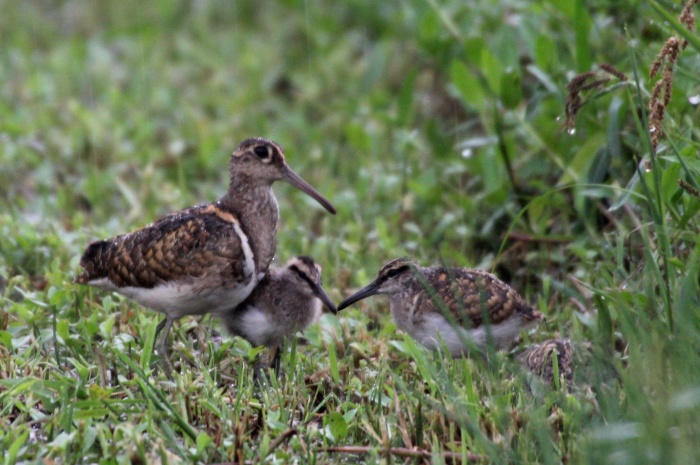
[114,351,197,442]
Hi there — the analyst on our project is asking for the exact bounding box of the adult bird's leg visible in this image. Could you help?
[155,317,175,379]
[154,317,167,342]
[269,346,282,377]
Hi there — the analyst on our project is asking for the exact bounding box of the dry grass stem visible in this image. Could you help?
[320,445,483,463]
[679,179,700,197]
[261,428,298,460]
[648,0,698,155]
[564,64,628,131]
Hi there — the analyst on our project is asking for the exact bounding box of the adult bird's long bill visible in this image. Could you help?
[283,167,336,214]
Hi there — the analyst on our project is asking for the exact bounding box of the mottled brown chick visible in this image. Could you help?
[337,258,543,357]
[517,338,574,387]
[75,137,335,376]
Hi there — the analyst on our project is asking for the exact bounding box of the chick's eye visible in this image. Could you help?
[386,265,409,278]
[254,146,269,158]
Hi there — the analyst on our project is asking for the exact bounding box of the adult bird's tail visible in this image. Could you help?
[74,240,111,284]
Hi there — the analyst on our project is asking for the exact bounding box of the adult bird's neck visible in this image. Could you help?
[220,180,280,275]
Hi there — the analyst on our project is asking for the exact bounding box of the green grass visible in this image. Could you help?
[2,0,700,463]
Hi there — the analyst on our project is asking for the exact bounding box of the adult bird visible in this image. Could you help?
[75,137,336,376]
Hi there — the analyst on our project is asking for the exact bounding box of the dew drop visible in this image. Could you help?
[567,128,576,135]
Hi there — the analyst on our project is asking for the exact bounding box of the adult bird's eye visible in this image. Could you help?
[254,146,269,158]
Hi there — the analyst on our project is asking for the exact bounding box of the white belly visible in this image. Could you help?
[402,311,536,356]
[228,299,323,348]
[408,312,472,356]
[88,276,259,319]
[233,305,275,347]
[469,313,537,349]
[87,218,260,319]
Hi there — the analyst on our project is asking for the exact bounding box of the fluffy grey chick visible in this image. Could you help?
[221,256,336,374]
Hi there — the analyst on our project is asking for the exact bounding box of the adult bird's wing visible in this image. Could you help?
[75,203,251,289]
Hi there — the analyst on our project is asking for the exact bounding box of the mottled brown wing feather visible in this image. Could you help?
[422,268,538,328]
[76,204,247,288]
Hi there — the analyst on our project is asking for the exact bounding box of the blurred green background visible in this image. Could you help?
[2,0,700,463]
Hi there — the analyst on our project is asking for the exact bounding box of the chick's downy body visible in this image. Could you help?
[222,256,336,348]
